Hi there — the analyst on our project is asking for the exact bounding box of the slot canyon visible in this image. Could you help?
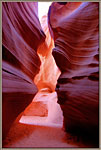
[2,2,99,148]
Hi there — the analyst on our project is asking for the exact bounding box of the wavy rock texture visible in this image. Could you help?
[48,2,99,140]
[34,15,60,91]
[2,2,46,140]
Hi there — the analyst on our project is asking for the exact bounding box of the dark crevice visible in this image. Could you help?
[57,2,67,5]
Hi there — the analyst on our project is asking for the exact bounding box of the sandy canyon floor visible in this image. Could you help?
[3,90,96,148]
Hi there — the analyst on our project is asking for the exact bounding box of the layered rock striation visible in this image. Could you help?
[2,2,46,139]
[48,2,99,139]
[34,15,60,92]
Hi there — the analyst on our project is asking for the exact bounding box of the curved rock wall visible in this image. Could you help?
[2,2,46,139]
[48,2,99,139]
[34,15,60,92]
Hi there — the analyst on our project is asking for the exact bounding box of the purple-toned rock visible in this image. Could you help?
[48,2,99,140]
[2,2,45,140]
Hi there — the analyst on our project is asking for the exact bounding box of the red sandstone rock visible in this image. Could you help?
[48,2,99,140]
[2,2,46,139]
[34,15,60,91]
[2,2,99,146]
[2,2,46,80]
[23,101,48,117]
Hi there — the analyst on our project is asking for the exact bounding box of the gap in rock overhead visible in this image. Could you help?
[38,2,52,23]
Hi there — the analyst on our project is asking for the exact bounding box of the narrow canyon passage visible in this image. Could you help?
[2,2,99,148]
[2,2,72,147]
[3,91,79,148]
[3,92,92,148]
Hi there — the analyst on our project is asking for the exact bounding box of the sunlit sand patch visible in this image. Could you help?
[19,90,63,128]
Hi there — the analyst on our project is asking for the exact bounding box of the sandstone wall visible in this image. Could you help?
[48,2,99,139]
[2,2,46,139]
[34,15,60,92]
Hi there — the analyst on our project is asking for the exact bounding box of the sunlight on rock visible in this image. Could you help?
[2,1,99,148]
[19,91,63,128]
[19,2,62,129]
[34,15,61,91]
